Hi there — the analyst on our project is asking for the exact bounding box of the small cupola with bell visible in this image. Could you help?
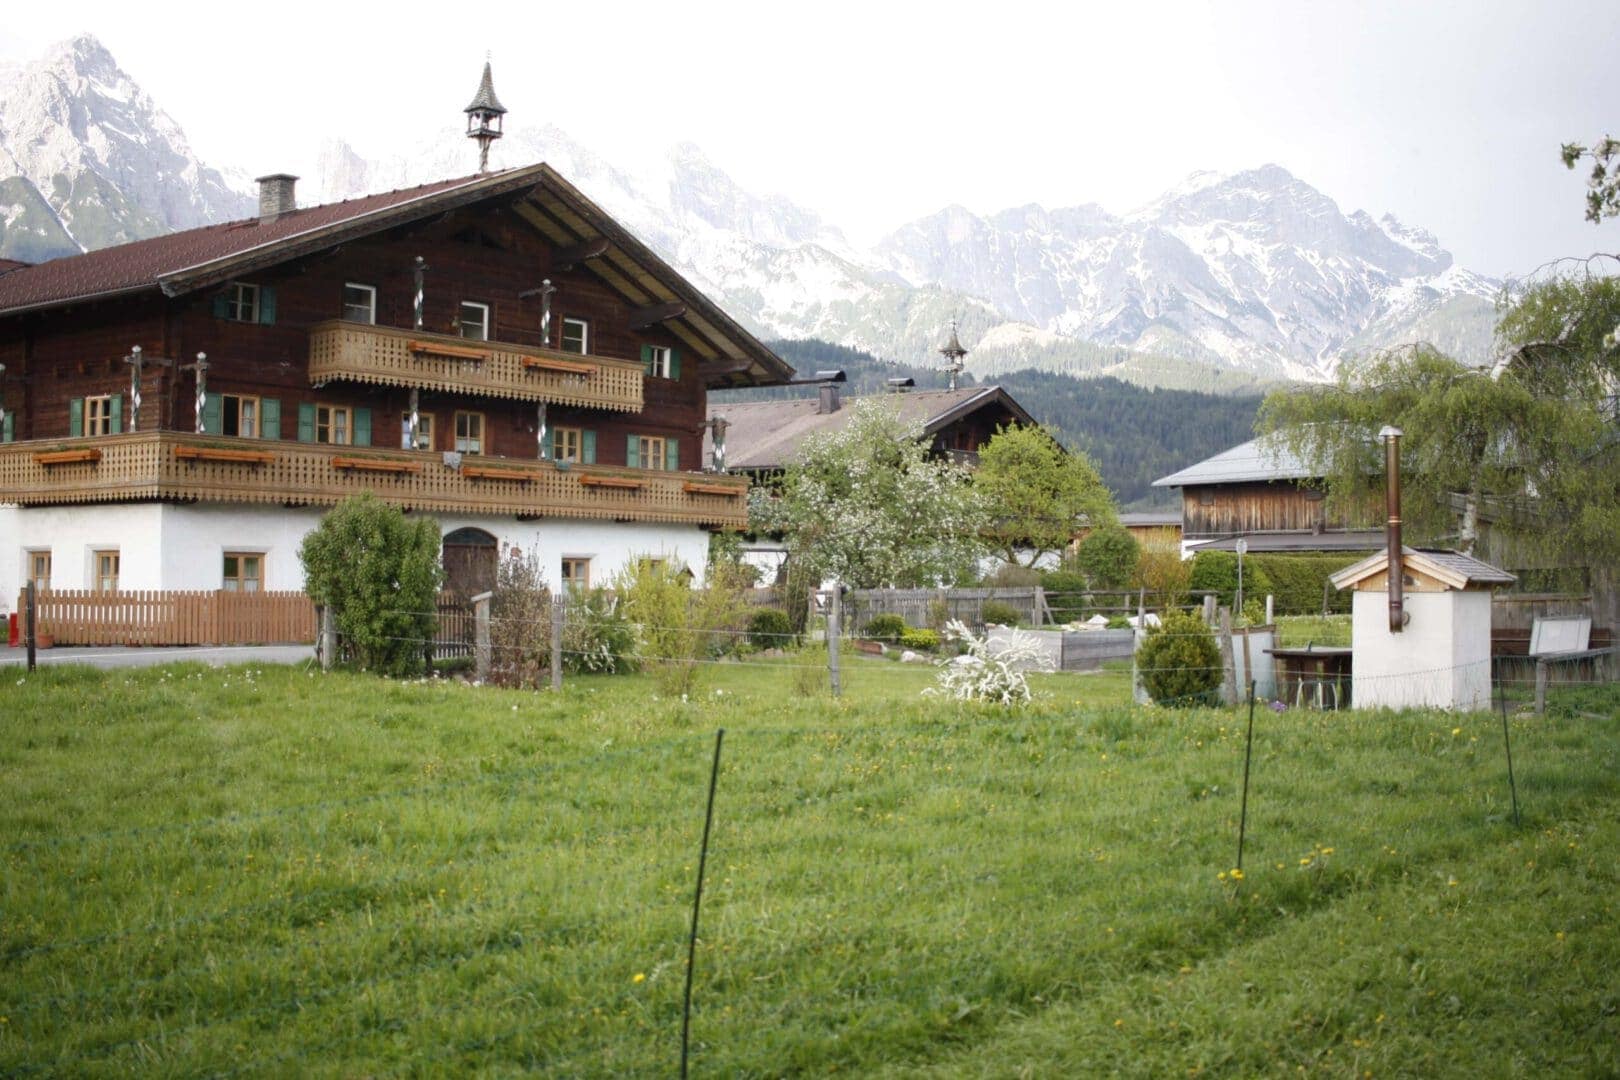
[464,58,507,173]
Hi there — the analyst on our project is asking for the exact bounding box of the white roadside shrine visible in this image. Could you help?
[1331,547,1515,711]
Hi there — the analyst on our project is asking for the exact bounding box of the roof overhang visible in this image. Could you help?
[1329,546,1517,592]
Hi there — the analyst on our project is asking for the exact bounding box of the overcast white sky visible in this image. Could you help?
[4,0,1617,277]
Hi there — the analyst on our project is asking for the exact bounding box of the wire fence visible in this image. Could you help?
[5,667,1616,1076]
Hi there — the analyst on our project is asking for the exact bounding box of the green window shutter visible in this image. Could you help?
[2,412,13,443]
[669,347,681,382]
[69,398,84,437]
[108,393,123,434]
[666,438,678,472]
[625,434,640,469]
[259,286,277,325]
[260,398,281,440]
[297,403,316,443]
[581,429,596,465]
[201,394,223,434]
[212,293,228,319]
[640,344,653,377]
[353,407,371,447]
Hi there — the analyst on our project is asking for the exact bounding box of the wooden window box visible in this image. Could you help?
[174,446,277,465]
[34,448,103,466]
[408,339,490,363]
[521,356,594,376]
[462,464,537,482]
[580,474,645,491]
[331,456,424,475]
[682,481,741,497]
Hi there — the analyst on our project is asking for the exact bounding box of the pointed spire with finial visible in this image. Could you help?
[464,56,507,174]
[938,319,968,390]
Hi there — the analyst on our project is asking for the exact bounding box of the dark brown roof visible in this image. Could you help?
[0,173,493,317]
[706,386,1034,471]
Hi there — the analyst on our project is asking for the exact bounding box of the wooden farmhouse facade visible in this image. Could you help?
[0,163,792,605]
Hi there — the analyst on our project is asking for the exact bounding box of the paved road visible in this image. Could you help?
[2,644,317,669]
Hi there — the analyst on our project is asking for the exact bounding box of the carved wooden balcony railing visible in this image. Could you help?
[307,320,645,412]
[0,432,748,528]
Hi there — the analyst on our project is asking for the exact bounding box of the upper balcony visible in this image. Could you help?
[0,432,748,529]
[307,320,645,412]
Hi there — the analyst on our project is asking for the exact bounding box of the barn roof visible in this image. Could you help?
[1152,435,1319,487]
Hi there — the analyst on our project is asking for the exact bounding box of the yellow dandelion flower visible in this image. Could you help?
[1451,727,1461,736]
[1230,868,1244,881]
[632,972,647,984]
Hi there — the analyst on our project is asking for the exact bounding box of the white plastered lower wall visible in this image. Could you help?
[1350,589,1493,711]
[1,502,714,609]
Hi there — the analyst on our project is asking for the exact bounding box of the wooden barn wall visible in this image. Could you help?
[5,200,705,467]
[1182,481,1341,537]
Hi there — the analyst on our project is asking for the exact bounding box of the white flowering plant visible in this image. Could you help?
[924,619,1053,706]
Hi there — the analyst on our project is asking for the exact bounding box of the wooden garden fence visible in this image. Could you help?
[20,589,316,647]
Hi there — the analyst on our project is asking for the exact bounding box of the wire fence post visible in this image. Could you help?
[471,591,492,683]
[1237,680,1256,870]
[25,580,37,674]
[682,728,725,1079]
[551,595,564,692]
[1498,679,1521,827]
[827,588,842,698]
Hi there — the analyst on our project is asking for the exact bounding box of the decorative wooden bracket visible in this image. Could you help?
[34,448,103,466]
[332,456,424,475]
[552,236,609,271]
[628,300,687,330]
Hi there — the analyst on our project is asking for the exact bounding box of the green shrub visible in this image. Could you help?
[1137,610,1222,708]
[899,627,941,651]
[618,559,750,696]
[562,589,638,675]
[1247,553,1361,615]
[864,614,908,643]
[984,562,1042,587]
[747,607,796,649]
[980,600,1023,626]
[1188,550,1274,611]
[299,494,442,677]
[1074,524,1140,589]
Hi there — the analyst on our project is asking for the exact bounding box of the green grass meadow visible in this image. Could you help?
[2,657,1617,1076]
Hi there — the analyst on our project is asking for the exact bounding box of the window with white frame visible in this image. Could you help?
[226,282,260,323]
[343,283,377,324]
[454,410,484,455]
[401,411,435,450]
[561,317,589,355]
[459,301,490,341]
[645,345,672,379]
[636,434,670,471]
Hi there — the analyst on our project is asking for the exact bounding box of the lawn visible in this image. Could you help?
[2,656,1617,1077]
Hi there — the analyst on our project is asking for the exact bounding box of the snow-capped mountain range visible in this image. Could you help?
[0,35,1498,384]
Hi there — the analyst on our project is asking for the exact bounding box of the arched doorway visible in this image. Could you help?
[442,527,498,598]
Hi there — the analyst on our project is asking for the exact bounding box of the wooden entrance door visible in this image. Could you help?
[442,527,497,598]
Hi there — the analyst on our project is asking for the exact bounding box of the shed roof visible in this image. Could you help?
[706,386,1033,471]
[1152,435,1319,488]
[1329,546,1517,591]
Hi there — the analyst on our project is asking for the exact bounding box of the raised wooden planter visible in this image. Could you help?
[174,446,276,465]
[682,481,742,496]
[33,448,102,466]
[461,464,538,482]
[331,456,424,475]
[409,339,490,362]
[580,474,645,490]
[521,356,594,375]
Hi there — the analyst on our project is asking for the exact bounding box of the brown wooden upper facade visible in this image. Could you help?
[0,165,793,528]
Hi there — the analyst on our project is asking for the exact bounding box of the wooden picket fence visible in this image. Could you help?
[21,589,316,647]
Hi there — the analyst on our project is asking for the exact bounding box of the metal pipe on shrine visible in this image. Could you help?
[1380,425,1405,633]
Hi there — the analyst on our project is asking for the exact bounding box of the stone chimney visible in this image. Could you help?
[818,382,841,414]
[256,174,299,223]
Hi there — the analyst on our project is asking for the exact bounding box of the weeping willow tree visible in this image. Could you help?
[1256,263,1620,569]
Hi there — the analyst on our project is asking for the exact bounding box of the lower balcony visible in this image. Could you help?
[0,432,749,528]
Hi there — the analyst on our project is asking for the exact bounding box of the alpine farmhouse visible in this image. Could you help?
[0,88,792,605]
